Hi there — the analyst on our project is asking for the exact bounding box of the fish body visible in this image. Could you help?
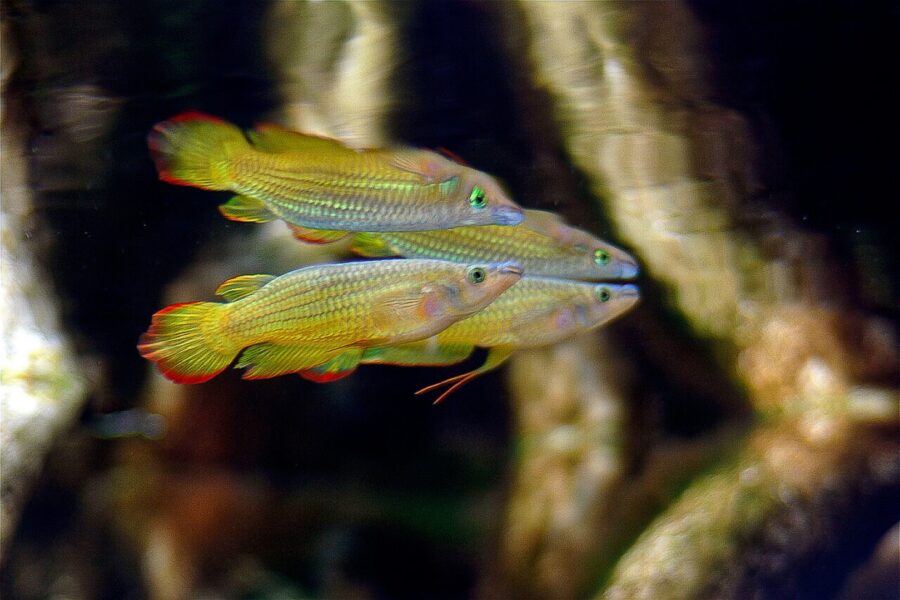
[304,278,640,401]
[368,277,640,357]
[138,259,523,384]
[148,113,524,233]
[351,209,639,280]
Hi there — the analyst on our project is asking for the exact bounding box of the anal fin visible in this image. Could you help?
[219,195,276,223]
[350,233,397,258]
[299,349,363,383]
[237,343,333,379]
[362,342,473,367]
[287,223,348,244]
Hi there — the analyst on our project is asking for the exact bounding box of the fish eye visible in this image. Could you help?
[469,186,487,209]
[595,287,611,303]
[594,249,611,266]
[467,266,487,284]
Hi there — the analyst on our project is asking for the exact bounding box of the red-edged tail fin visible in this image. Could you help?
[137,301,237,384]
[148,112,249,190]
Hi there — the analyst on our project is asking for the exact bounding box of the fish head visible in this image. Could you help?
[500,280,630,346]
[520,211,640,280]
[580,239,640,280]
[557,225,640,280]
[586,283,640,326]
[453,169,524,227]
[429,261,523,318]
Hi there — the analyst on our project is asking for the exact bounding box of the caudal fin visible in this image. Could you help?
[148,112,250,190]
[137,301,237,384]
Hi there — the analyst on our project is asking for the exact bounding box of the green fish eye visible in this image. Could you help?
[594,249,611,266]
[596,287,611,303]
[469,186,487,209]
[467,266,487,284]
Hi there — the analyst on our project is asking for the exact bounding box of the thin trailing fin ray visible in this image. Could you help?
[415,346,515,404]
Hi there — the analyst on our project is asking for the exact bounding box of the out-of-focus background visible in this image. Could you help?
[1,1,898,599]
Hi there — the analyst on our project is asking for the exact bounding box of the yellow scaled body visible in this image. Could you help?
[148,113,524,236]
[138,259,523,383]
[301,278,640,402]
[351,209,639,280]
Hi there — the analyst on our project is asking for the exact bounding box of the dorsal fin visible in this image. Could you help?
[248,123,349,154]
[287,223,348,244]
[522,210,596,248]
[350,233,397,258]
[436,146,469,166]
[522,209,567,234]
[218,195,276,223]
[215,274,276,302]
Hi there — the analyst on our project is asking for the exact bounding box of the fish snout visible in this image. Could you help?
[491,205,525,226]
[498,262,524,277]
[619,284,640,303]
[618,257,640,280]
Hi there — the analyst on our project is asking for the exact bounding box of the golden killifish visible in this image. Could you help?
[148,113,524,240]
[137,259,524,384]
[350,209,639,280]
[300,278,640,402]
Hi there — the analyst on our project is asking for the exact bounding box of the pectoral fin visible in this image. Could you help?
[436,147,469,166]
[373,286,447,333]
[388,150,459,190]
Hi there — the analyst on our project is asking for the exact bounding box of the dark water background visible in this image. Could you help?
[2,1,898,598]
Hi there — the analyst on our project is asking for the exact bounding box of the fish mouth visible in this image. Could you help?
[619,284,640,301]
[618,258,640,280]
[498,262,524,277]
[491,205,525,226]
